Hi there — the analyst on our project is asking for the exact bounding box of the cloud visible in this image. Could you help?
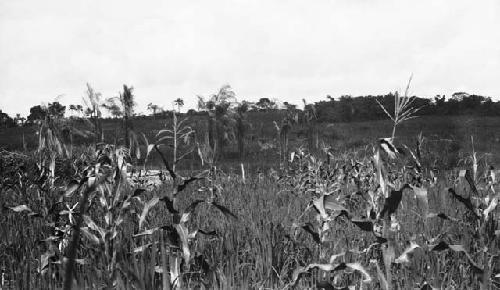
[0,0,499,116]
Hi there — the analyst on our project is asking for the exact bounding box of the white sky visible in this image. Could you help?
[1,0,499,116]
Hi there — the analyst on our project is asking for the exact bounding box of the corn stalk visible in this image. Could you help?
[376,76,421,141]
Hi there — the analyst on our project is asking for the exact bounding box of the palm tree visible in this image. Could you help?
[235,101,251,158]
[197,85,237,158]
[174,98,184,113]
[275,103,298,167]
[120,85,135,147]
[82,83,104,144]
[14,113,25,126]
[101,85,136,147]
[147,103,160,119]
[69,104,84,118]
[302,99,318,150]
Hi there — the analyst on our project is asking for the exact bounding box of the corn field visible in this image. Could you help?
[1,132,499,289]
[1,96,500,290]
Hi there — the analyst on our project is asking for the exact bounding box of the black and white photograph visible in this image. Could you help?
[1,0,499,289]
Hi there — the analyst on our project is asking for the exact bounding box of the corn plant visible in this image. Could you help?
[283,133,499,289]
[140,116,239,288]
[154,109,195,173]
[376,76,422,140]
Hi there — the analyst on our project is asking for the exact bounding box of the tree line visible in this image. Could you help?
[1,86,499,130]
[314,92,500,123]
[2,83,500,162]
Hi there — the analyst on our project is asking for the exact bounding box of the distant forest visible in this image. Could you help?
[1,91,499,129]
[313,92,500,123]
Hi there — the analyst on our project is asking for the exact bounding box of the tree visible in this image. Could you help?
[339,95,355,122]
[82,83,104,143]
[451,92,469,101]
[102,85,136,147]
[120,85,135,147]
[102,98,122,118]
[48,102,66,119]
[27,105,47,123]
[14,113,25,126]
[69,104,83,117]
[275,105,298,167]
[235,101,252,158]
[302,99,319,150]
[147,103,161,119]
[174,98,184,112]
[197,85,237,157]
[255,97,277,111]
[283,102,297,110]
[159,108,174,119]
[0,110,15,128]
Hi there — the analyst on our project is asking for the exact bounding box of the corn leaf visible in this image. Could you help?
[139,196,159,230]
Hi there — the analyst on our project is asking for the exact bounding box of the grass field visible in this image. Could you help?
[2,114,500,162]
[1,114,499,289]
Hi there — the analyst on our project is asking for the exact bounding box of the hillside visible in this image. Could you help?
[2,114,499,167]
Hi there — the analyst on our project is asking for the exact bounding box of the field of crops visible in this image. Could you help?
[1,110,500,289]
[2,0,499,287]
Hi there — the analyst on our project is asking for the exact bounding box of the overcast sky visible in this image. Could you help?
[1,0,499,116]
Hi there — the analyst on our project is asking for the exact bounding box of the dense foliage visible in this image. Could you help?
[315,93,500,123]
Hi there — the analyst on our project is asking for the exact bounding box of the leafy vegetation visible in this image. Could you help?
[1,84,500,289]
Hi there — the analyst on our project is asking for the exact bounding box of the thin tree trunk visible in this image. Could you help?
[237,119,245,159]
[99,117,103,142]
[70,132,73,157]
[93,115,98,145]
[208,116,215,151]
[217,131,224,159]
[173,112,177,172]
[238,135,244,159]
[124,115,129,147]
